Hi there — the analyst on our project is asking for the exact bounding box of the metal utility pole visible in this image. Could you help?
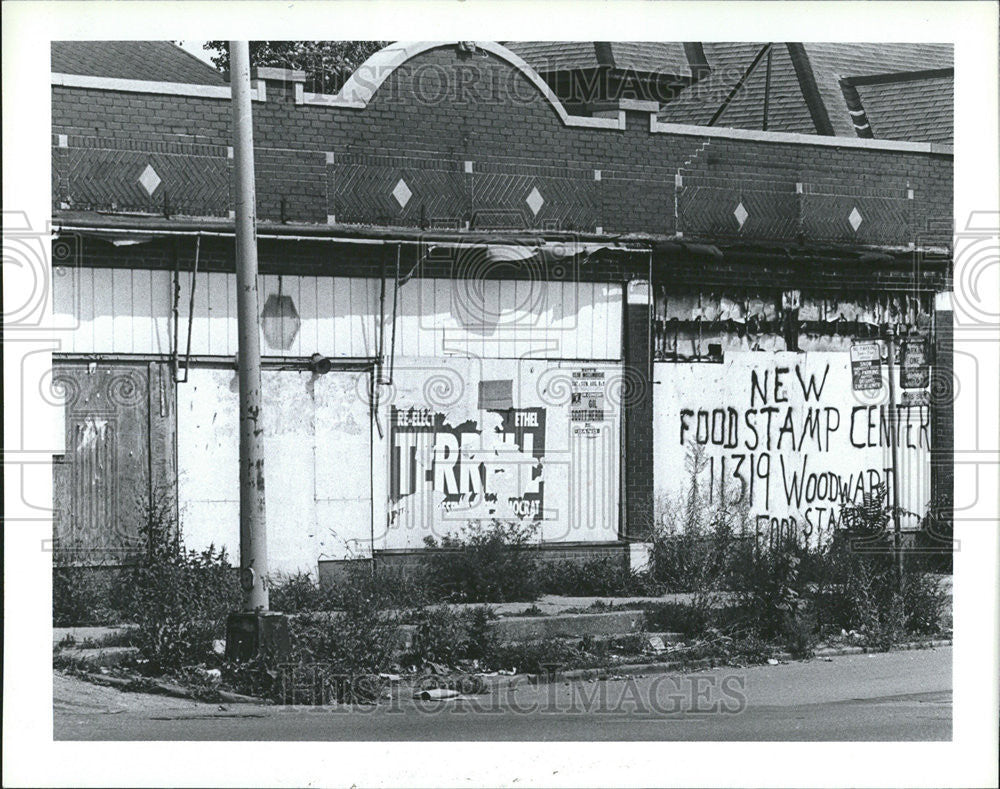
[885,328,904,586]
[231,40,268,612]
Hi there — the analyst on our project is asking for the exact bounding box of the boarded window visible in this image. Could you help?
[478,379,513,410]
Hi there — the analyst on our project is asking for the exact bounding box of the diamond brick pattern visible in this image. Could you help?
[526,186,544,216]
[49,41,949,250]
[58,143,229,216]
[138,164,161,197]
[849,206,863,231]
[330,155,598,231]
[392,178,412,209]
[733,201,748,229]
[680,184,798,241]
[332,163,467,226]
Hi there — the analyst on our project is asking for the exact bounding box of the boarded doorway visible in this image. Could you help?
[52,360,176,566]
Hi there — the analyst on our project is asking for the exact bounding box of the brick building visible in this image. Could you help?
[49,41,953,578]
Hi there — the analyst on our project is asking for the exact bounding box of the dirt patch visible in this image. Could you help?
[54,672,212,715]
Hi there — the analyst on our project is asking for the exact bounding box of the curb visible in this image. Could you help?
[71,638,952,703]
[78,671,266,705]
[480,638,953,689]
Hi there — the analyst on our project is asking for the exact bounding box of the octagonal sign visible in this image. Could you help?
[260,293,300,350]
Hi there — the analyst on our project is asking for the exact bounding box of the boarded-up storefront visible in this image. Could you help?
[52,361,176,565]
[381,358,622,549]
[652,284,935,547]
[177,368,374,571]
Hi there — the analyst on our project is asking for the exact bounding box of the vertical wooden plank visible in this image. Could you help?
[393,279,412,358]
[258,274,277,355]
[419,275,437,358]
[298,275,319,357]
[147,361,178,520]
[83,267,97,353]
[349,278,368,358]
[386,284,408,359]
[110,269,133,353]
[511,278,524,360]
[52,264,75,350]
[74,266,96,353]
[348,278,362,358]
[366,277,381,359]
[532,277,548,359]
[332,277,351,357]
[482,278,500,359]
[174,271,190,359]
[568,280,584,360]
[590,282,605,360]
[150,270,171,357]
[548,279,563,360]
[551,280,573,359]
[315,276,335,357]
[129,268,153,354]
[226,272,238,357]
[407,278,423,359]
[603,283,624,360]
[188,268,210,355]
[496,279,514,360]
[437,278,460,355]
[206,272,229,356]
[289,275,304,357]
[575,282,595,360]
[522,278,543,359]
[92,268,114,353]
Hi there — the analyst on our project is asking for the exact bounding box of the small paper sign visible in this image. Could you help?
[851,342,883,392]
[570,369,606,423]
[899,339,930,390]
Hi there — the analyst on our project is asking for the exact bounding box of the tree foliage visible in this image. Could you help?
[204,41,389,93]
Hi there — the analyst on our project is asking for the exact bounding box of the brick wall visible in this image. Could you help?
[333,541,631,586]
[623,285,654,538]
[52,44,953,250]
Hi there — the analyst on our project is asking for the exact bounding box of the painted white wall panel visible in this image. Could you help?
[177,368,373,574]
[52,268,623,361]
[377,357,622,550]
[653,351,932,547]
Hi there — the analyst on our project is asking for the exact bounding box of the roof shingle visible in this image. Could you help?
[856,75,953,144]
[507,41,693,77]
[51,41,226,85]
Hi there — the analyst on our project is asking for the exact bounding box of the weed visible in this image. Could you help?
[119,496,241,673]
[402,605,500,669]
[491,637,584,677]
[268,571,336,613]
[540,556,655,597]
[423,520,541,603]
[52,567,121,627]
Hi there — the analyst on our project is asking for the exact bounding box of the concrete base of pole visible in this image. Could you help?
[225,611,291,662]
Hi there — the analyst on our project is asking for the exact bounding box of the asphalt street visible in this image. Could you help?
[54,645,951,741]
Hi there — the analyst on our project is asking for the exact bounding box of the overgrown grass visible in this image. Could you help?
[540,555,658,597]
[401,605,501,669]
[422,520,542,602]
[54,463,949,702]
